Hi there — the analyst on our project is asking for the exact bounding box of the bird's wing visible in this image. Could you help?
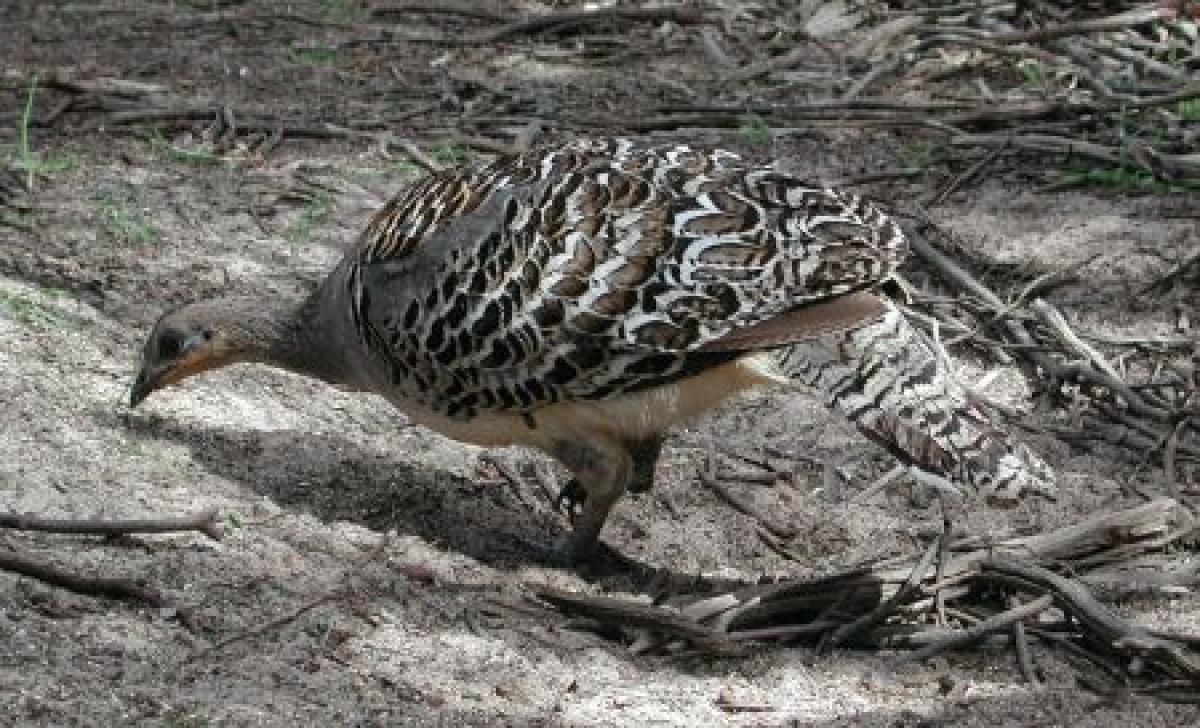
[344,138,907,418]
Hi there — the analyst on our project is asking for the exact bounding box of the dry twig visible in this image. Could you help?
[476,6,706,44]
[0,508,223,541]
[532,499,1199,698]
[699,458,797,540]
[0,550,166,606]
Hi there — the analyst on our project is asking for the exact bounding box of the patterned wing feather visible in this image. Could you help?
[346,138,906,419]
[773,300,1056,502]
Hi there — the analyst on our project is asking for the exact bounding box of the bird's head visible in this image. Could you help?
[129,301,247,407]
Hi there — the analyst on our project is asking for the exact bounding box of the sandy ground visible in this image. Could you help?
[2,2,1199,726]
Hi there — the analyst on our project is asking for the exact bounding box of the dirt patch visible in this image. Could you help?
[2,3,1198,726]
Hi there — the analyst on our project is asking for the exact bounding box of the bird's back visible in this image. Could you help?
[340,138,906,420]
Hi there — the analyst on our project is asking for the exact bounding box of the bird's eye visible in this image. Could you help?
[159,332,184,359]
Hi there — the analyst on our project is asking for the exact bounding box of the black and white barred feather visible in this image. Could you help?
[338,137,1053,504]
[347,138,904,413]
[772,301,1055,503]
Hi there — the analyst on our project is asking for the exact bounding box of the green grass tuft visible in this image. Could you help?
[1063,165,1198,193]
[157,712,212,728]
[289,45,338,66]
[901,140,938,168]
[318,0,365,21]
[148,129,224,166]
[1177,98,1200,122]
[0,287,69,329]
[96,190,162,247]
[430,143,471,165]
[0,209,38,231]
[13,75,80,186]
[1014,58,1046,89]
[391,160,424,176]
[18,73,38,188]
[737,113,772,145]
[284,192,333,244]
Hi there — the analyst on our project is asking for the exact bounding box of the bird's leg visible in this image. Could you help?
[553,435,660,520]
[627,436,664,494]
[550,437,633,564]
[553,478,588,521]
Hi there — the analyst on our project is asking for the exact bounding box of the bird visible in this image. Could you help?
[130,137,1055,564]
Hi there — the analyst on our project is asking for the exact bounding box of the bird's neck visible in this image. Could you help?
[215,293,349,387]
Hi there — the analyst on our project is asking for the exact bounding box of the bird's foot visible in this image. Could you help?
[548,532,644,584]
[551,526,598,567]
[553,478,588,523]
[538,533,596,573]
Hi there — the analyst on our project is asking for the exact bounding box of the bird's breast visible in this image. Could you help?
[401,351,787,451]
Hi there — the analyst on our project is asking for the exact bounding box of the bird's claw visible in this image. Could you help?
[554,478,588,523]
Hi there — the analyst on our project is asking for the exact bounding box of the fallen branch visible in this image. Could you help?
[967,5,1173,45]
[699,458,797,540]
[191,589,350,658]
[476,6,706,44]
[0,508,223,541]
[534,585,738,655]
[723,46,812,83]
[0,507,227,607]
[531,499,1200,697]
[0,549,166,606]
[984,557,1200,678]
[901,593,1054,662]
[370,2,506,23]
[822,535,939,651]
[904,218,1197,467]
[947,131,1200,182]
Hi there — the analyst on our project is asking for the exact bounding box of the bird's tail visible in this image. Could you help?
[772,299,1056,504]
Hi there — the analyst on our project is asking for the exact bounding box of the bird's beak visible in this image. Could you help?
[129,336,226,408]
[129,368,158,408]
